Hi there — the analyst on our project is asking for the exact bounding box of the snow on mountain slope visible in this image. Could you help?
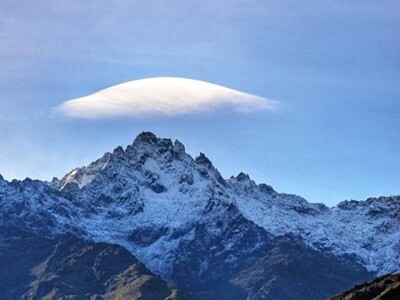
[56,133,236,277]
[58,152,112,190]
[228,175,400,274]
[0,132,398,278]
[0,177,78,236]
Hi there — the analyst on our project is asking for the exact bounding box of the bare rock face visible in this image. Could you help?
[329,273,400,300]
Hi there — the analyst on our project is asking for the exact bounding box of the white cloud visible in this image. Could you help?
[58,77,279,118]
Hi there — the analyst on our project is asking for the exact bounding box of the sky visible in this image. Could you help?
[0,1,399,206]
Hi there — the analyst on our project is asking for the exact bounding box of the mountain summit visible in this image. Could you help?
[0,132,399,299]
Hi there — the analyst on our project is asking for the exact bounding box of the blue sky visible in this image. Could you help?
[0,1,399,206]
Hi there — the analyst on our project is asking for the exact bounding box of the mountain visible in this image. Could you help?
[0,226,191,300]
[329,273,400,300]
[0,132,399,299]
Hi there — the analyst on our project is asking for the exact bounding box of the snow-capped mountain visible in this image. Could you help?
[0,132,398,299]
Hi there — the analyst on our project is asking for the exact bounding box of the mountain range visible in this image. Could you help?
[1,132,399,299]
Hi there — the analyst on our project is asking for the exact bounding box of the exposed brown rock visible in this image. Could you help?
[330,273,400,300]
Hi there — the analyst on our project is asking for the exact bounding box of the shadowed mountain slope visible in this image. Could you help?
[0,226,191,300]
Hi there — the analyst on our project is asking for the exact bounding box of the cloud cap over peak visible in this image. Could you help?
[58,77,278,119]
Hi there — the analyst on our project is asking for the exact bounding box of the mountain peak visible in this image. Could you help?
[173,139,185,154]
[131,131,176,154]
[112,146,125,155]
[235,172,251,182]
[133,131,159,145]
[195,152,213,167]
[57,132,191,192]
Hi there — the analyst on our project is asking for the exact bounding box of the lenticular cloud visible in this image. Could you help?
[58,77,278,118]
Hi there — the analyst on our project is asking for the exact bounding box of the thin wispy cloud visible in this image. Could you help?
[58,77,279,118]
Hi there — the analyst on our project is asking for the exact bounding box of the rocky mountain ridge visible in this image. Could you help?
[330,273,400,300]
[1,132,399,299]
